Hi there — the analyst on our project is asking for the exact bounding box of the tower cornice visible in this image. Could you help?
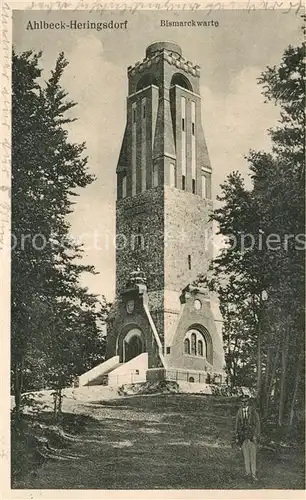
[127,49,200,79]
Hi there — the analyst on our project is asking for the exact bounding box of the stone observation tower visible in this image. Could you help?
[80,42,225,387]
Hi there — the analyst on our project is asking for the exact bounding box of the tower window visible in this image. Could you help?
[122,175,127,199]
[201,175,207,198]
[192,179,196,194]
[184,329,208,359]
[182,175,186,190]
[153,164,159,188]
[170,163,176,188]
[136,225,142,247]
[198,340,204,357]
[191,333,197,355]
[191,101,196,181]
[184,338,190,355]
[132,225,144,250]
[188,254,191,270]
[181,97,186,178]
[133,108,136,123]
[143,105,146,119]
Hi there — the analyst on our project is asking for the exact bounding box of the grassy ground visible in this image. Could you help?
[13,393,305,490]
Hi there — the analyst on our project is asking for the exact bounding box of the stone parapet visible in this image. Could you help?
[128,49,200,79]
[146,367,223,384]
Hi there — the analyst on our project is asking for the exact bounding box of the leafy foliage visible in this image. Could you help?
[203,38,305,434]
[12,49,109,420]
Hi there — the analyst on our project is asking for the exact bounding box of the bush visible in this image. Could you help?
[117,381,180,396]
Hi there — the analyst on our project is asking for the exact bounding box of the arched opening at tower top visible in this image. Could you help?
[171,73,193,92]
[136,74,158,92]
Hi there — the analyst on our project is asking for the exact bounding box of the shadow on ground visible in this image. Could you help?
[13,394,305,490]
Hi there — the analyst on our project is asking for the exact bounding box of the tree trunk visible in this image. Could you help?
[289,353,302,427]
[252,295,262,404]
[264,345,271,395]
[227,362,233,388]
[262,343,271,416]
[232,336,239,387]
[13,358,24,422]
[53,391,58,421]
[278,327,289,427]
[53,387,64,421]
[256,322,262,400]
[263,318,274,402]
[264,342,280,418]
[226,333,233,387]
[57,388,63,416]
[232,361,236,387]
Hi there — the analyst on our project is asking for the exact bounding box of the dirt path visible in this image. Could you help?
[16,394,304,490]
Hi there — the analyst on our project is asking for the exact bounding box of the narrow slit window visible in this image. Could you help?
[184,338,190,355]
[153,164,159,188]
[133,108,136,123]
[201,175,207,198]
[182,118,185,131]
[170,163,176,188]
[192,122,195,135]
[182,175,186,190]
[191,333,197,355]
[188,254,191,270]
[122,176,127,199]
[192,179,196,194]
[143,105,146,119]
[198,340,203,357]
[137,225,142,247]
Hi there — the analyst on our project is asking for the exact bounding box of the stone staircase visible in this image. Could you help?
[78,353,149,387]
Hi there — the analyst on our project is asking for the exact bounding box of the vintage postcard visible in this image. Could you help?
[1,0,305,497]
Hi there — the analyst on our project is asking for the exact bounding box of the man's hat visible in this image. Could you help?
[240,394,250,401]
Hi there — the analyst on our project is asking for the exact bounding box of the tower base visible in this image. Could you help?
[105,271,226,384]
[146,367,223,385]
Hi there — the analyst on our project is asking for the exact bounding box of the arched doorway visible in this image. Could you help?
[123,328,144,362]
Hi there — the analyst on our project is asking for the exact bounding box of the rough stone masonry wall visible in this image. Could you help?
[116,186,164,294]
[116,186,165,342]
[164,185,213,293]
[163,186,214,346]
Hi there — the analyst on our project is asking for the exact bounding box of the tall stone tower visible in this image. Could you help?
[106,42,225,384]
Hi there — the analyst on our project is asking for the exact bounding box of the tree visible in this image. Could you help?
[38,295,108,419]
[205,37,304,437]
[12,50,108,420]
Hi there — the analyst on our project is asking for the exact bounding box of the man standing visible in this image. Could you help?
[235,395,261,482]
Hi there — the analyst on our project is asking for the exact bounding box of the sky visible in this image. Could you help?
[13,9,302,301]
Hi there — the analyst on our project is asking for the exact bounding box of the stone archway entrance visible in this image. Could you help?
[123,328,144,362]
